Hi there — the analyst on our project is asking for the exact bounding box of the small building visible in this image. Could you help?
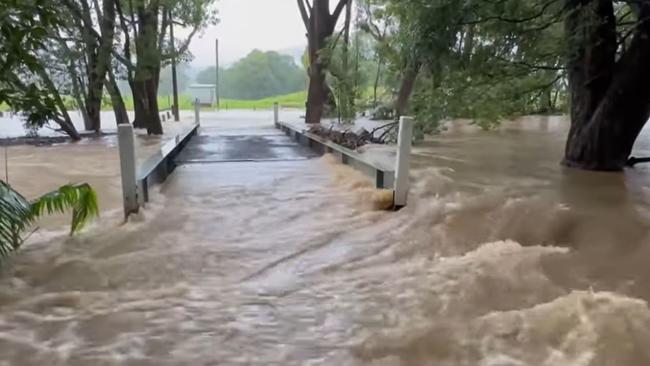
[188,84,217,106]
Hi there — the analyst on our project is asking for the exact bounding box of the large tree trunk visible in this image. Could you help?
[300,0,348,125]
[305,1,333,124]
[563,0,650,171]
[130,76,163,134]
[84,75,103,132]
[306,63,328,125]
[395,64,420,119]
[130,1,163,134]
[106,69,130,125]
[77,0,116,133]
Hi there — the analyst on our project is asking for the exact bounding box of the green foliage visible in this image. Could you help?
[195,50,307,100]
[30,183,99,235]
[0,181,32,256]
[0,0,66,129]
[0,181,99,257]
[320,23,382,122]
[357,0,568,135]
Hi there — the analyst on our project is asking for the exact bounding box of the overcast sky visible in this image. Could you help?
[187,0,308,67]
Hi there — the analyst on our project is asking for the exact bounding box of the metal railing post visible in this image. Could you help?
[394,116,414,209]
[118,124,139,218]
[273,102,279,126]
[194,98,201,126]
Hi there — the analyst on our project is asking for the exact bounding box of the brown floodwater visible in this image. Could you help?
[1,112,650,365]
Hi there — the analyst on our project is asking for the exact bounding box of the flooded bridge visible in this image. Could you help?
[2,111,650,365]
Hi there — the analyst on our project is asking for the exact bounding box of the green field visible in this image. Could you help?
[121,91,307,111]
[0,91,307,114]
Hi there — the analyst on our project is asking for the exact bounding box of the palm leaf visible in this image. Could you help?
[30,183,99,235]
[0,181,99,258]
[0,180,32,254]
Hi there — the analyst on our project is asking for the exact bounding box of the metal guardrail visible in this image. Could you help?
[118,104,200,218]
[273,103,414,209]
[136,123,199,203]
[275,119,396,190]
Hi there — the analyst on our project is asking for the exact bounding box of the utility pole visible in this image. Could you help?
[169,8,180,121]
[215,38,220,109]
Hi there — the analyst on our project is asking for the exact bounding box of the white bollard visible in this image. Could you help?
[394,116,414,209]
[118,124,139,218]
[194,98,200,126]
[273,102,280,125]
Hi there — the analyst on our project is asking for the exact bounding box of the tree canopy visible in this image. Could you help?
[195,50,306,100]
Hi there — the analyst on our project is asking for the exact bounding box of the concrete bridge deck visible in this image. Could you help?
[175,112,318,165]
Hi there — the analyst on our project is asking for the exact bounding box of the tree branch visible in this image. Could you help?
[158,7,169,52]
[462,0,562,25]
[494,54,566,71]
[165,26,200,60]
[297,0,310,30]
[332,0,349,23]
[114,0,135,72]
[92,0,103,23]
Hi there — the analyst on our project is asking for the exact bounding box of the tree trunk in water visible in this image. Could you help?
[70,69,93,130]
[106,70,130,125]
[75,95,93,130]
[130,77,163,134]
[82,0,116,133]
[84,81,102,132]
[563,0,650,171]
[66,58,93,130]
[130,1,163,134]
[395,64,420,119]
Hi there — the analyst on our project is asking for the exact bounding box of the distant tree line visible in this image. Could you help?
[195,50,307,100]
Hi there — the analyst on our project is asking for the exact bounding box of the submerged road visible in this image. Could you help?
[175,112,319,164]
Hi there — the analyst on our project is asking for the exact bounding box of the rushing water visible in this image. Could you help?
[1,112,650,365]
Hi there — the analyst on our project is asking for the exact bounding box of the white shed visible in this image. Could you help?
[188,84,216,106]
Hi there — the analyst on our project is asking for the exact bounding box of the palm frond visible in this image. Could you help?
[0,181,99,259]
[30,183,99,235]
[0,180,32,255]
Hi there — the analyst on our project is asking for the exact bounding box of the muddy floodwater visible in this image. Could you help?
[1,112,650,365]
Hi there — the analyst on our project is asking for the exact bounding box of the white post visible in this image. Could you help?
[118,124,139,218]
[194,98,200,126]
[394,116,414,209]
[273,102,280,125]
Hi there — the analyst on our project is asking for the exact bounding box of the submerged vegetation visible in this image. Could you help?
[0,181,98,257]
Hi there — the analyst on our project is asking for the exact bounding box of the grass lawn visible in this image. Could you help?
[0,91,307,114]
[120,91,307,111]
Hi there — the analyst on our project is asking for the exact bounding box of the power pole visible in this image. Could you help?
[215,38,220,109]
[170,8,180,121]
